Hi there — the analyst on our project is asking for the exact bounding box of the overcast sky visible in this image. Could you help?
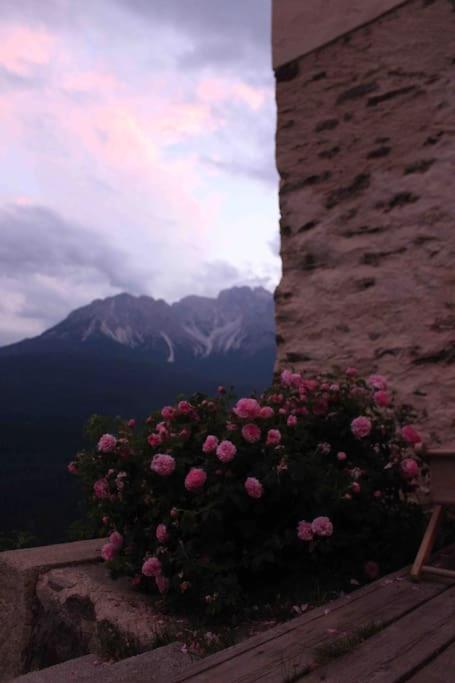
[0,0,279,345]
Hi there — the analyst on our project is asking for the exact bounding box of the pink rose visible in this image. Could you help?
[101,543,117,562]
[297,521,314,542]
[185,468,207,492]
[155,575,170,594]
[150,454,176,477]
[401,425,422,446]
[245,477,263,499]
[177,400,193,415]
[401,457,419,479]
[97,433,117,453]
[127,419,136,429]
[233,398,261,419]
[373,490,382,498]
[364,561,380,581]
[351,482,361,494]
[179,428,191,440]
[266,429,281,446]
[217,385,226,394]
[313,399,328,416]
[93,478,109,499]
[156,524,169,544]
[302,379,318,392]
[226,422,238,431]
[216,440,237,463]
[374,391,391,407]
[161,406,176,420]
[368,374,388,390]
[345,367,358,376]
[280,369,293,386]
[259,406,274,419]
[142,556,162,577]
[351,416,372,439]
[242,423,261,443]
[147,433,162,447]
[109,531,123,549]
[170,507,179,519]
[337,451,347,462]
[287,415,297,427]
[67,461,78,475]
[202,435,219,453]
[311,516,333,537]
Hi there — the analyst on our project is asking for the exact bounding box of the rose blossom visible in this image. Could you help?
[351,482,361,494]
[364,561,380,581]
[245,477,263,499]
[177,400,193,415]
[202,435,219,453]
[97,433,117,453]
[280,369,293,386]
[374,391,391,407]
[401,458,419,479]
[150,454,176,477]
[242,423,261,443]
[287,415,297,427]
[155,575,170,594]
[337,451,347,462]
[401,425,422,446]
[311,516,334,537]
[351,416,372,439]
[142,556,162,577]
[234,398,261,419]
[93,478,109,499]
[226,422,238,431]
[266,429,281,446]
[156,524,169,544]
[185,468,207,492]
[217,385,226,394]
[259,406,274,419]
[127,419,136,429]
[67,461,78,474]
[373,490,382,498]
[216,440,237,463]
[161,406,176,420]
[109,531,123,549]
[345,367,358,376]
[101,543,117,561]
[297,521,314,541]
[368,374,388,391]
[147,433,162,447]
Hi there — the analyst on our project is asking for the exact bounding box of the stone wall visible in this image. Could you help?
[273,0,455,442]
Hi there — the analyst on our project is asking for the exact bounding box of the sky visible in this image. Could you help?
[0,0,280,345]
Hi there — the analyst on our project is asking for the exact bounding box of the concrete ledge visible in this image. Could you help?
[0,539,105,682]
[272,0,409,68]
[11,643,193,683]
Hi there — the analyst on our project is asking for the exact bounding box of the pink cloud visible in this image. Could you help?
[197,77,268,111]
[0,24,55,77]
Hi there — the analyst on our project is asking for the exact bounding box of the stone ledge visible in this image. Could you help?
[11,643,193,683]
[0,539,105,682]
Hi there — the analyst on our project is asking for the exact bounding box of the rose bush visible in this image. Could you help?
[70,367,427,614]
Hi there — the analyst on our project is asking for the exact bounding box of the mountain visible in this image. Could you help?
[0,286,276,416]
[0,287,276,541]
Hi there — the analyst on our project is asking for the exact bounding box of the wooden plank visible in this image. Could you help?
[407,640,455,682]
[173,578,450,682]
[303,586,455,683]
[411,505,444,579]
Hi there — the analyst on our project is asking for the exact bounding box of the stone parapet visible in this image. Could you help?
[0,539,104,681]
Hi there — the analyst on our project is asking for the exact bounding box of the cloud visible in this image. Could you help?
[115,0,271,74]
[0,204,149,291]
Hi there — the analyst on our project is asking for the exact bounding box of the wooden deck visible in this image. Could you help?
[172,545,455,683]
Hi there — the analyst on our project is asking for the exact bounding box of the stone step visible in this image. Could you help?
[11,642,193,683]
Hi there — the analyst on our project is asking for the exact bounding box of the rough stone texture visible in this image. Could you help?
[0,539,105,682]
[272,0,407,68]
[274,0,455,443]
[11,643,193,683]
[28,563,188,671]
